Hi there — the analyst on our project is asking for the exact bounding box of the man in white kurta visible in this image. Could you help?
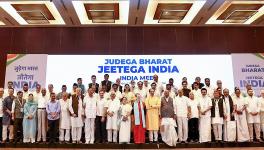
[95,90,108,143]
[69,88,84,143]
[59,92,71,143]
[245,89,261,142]
[260,90,264,139]
[37,88,49,143]
[134,81,147,101]
[106,92,121,143]
[143,80,150,92]
[222,89,236,142]
[152,74,164,96]
[198,88,212,143]
[204,78,214,98]
[175,89,189,143]
[83,88,97,144]
[233,88,249,142]
[106,84,122,100]
[33,84,42,103]
[211,90,226,142]
[192,82,202,99]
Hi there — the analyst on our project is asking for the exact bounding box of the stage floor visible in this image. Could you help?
[1,148,264,150]
[0,142,264,149]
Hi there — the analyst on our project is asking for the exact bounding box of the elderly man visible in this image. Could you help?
[175,89,189,143]
[69,88,84,144]
[233,88,249,142]
[134,81,147,101]
[106,92,120,143]
[211,90,226,142]
[83,88,97,144]
[59,92,71,143]
[160,90,177,146]
[222,88,236,142]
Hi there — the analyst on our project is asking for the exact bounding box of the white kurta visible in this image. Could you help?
[106,98,121,130]
[59,99,71,129]
[175,96,189,117]
[198,96,212,143]
[246,96,261,123]
[119,104,132,143]
[33,91,42,103]
[223,96,236,142]
[153,81,164,96]
[133,88,147,100]
[188,98,199,118]
[211,99,225,124]
[69,97,83,128]
[83,95,97,118]
[105,91,123,100]
[204,85,214,98]
[192,89,202,99]
[233,96,250,142]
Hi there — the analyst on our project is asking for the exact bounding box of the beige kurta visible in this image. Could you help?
[145,96,161,131]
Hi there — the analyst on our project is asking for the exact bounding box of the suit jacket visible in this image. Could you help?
[101,80,112,92]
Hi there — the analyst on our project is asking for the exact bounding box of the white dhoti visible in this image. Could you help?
[199,116,211,143]
[160,118,178,147]
[236,114,250,142]
[223,121,236,142]
[119,117,131,143]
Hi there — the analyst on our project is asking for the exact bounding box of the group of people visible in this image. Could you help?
[0,74,264,147]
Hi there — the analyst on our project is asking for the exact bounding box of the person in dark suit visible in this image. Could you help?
[101,74,112,93]
[191,77,204,89]
[115,78,123,93]
[88,75,99,93]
